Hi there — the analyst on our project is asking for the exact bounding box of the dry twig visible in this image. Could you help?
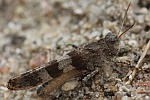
[124,40,150,85]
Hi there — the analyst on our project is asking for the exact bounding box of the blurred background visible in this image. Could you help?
[0,0,149,99]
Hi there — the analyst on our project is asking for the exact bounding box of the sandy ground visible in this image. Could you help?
[0,0,150,100]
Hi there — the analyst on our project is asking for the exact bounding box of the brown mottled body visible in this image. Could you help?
[7,32,119,90]
[7,32,120,95]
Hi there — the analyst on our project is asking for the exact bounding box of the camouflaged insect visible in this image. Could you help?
[7,32,119,90]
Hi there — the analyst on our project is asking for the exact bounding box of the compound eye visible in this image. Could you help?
[105,33,118,44]
[110,36,117,44]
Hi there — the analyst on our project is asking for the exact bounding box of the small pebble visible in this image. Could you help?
[15,48,22,54]
[74,8,84,15]
[116,56,130,61]
[122,96,130,100]
[61,80,79,91]
[145,96,150,100]
[142,64,150,69]
[137,15,144,24]
[119,45,131,54]
[139,7,149,14]
[102,29,111,37]
[128,40,138,47]
[29,54,47,69]
[94,92,100,97]
[129,75,133,81]
[138,74,143,78]
[121,86,130,92]
[104,84,109,89]
[89,31,100,39]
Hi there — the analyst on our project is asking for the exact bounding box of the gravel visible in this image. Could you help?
[0,0,149,100]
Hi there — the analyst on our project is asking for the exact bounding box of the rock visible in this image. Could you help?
[128,40,138,47]
[122,96,130,100]
[61,80,79,91]
[29,54,47,69]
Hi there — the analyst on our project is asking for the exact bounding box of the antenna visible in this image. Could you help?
[118,22,135,38]
[117,2,134,38]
